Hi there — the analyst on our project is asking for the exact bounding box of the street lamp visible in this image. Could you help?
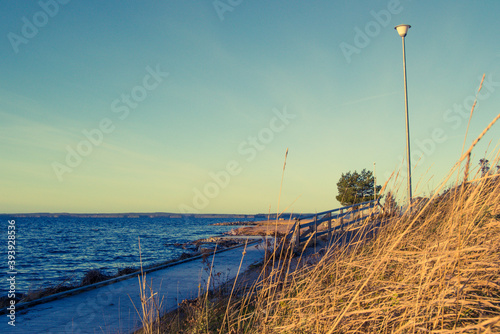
[395,24,412,209]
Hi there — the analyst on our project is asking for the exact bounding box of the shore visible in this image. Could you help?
[223,218,297,236]
[157,219,299,260]
[1,218,298,309]
[177,218,300,254]
[1,241,267,333]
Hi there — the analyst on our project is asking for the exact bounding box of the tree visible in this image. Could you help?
[336,169,381,206]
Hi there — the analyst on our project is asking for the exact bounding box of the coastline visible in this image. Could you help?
[1,216,257,294]
[1,218,294,308]
[183,219,297,251]
[1,241,267,333]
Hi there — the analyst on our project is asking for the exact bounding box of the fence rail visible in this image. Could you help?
[286,199,381,249]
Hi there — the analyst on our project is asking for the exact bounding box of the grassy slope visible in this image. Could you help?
[244,176,500,333]
[141,105,500,333]
[151,167,500,333]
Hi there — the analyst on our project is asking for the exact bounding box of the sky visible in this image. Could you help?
[1,0,499,214]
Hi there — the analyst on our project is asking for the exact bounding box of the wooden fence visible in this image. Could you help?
[286,199,381,249]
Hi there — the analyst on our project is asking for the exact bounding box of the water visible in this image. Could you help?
[2,216,251,294]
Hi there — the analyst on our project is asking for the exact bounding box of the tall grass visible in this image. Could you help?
[203,154,498,333]
[183,154,496,331]
[214,106,500,332]
[142,104,500,332]
[132,238,164,334]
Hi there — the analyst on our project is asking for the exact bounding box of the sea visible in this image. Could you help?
[2,215,255,295]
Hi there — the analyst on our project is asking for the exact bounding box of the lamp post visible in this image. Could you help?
[395,24,412,209]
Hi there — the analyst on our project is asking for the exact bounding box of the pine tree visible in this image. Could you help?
[336,169,381,206]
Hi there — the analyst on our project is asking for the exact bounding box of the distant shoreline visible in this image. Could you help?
[0,212,307,219]
[0,213,260,219]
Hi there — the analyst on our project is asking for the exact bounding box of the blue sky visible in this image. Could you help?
[1,0,499,214]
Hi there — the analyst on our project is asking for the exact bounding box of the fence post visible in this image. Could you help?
[295,219,300,249]
[340,209,344,231]
[328,213,332,241]
[314,214,317,252]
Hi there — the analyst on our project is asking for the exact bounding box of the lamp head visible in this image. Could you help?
[395,24,411,37]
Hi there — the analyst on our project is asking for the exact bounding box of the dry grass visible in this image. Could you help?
[80,269,114,286]
[239,175,500,333]
[131,238,164,334]
[156,138,500,332]
[155,192,500,333]
[140,99,500,333]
